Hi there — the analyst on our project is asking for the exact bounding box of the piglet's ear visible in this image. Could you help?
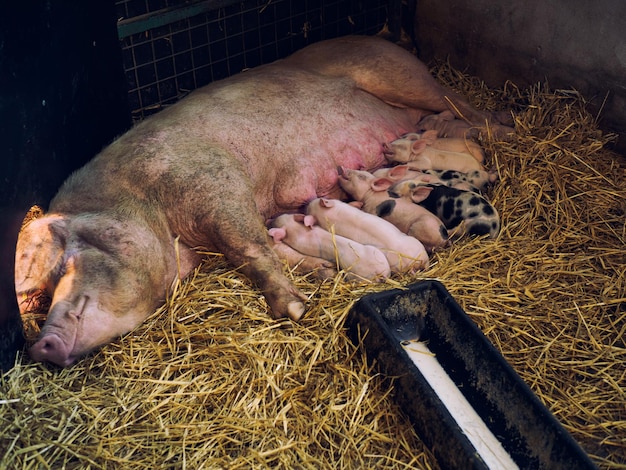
[410,139,428,153]
[292,213,305,224]
[303,215,317,227]
[371,178,393,192]
[348,201,363,209]
[319,198,335,208]
[387,165,409,179]
[421,130,439,144]
[268,227,286,242]
[410,186,434,204]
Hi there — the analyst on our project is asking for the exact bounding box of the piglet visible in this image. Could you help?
[389,182,500,239]
[413,168,498,193]
[338,167,448,252]
[268,213,390,281]
[383,134,483,173]
[270,237,338,280]
[401,129,485,163]
[416,110,477,139]
[374,165,497,194]
[306,198,429,272]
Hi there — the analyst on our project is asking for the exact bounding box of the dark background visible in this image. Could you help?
[0,2,131,371]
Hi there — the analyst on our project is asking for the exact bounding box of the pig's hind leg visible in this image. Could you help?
[288,36,513,137]
[356,46,515,138]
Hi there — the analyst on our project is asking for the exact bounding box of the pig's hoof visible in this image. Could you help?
[287,300,306,321]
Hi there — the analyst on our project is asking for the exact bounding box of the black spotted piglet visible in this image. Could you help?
[389,181,500,239]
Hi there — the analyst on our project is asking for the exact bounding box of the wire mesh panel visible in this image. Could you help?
[115,0,390,118]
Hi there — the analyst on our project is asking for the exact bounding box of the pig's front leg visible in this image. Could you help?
[167,152,306,321]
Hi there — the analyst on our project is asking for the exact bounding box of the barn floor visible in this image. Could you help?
[1,62,625,469]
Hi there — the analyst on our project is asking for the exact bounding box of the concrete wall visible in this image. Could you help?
[414,0,626,152]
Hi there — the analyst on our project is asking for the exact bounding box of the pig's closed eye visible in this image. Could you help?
[77,231,117,256]
[53,254,77,282]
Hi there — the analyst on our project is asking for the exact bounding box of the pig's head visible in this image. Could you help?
[337,167,376,201]
[382,137,429,163]
[15,213,171,367]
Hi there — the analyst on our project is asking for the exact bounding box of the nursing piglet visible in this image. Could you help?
[401,130,485,163]
[425,169,498,193]
[270,237,338,280]
[268,213,390,281]
[389,182,500,239]
[306,198,429,272]
[416,110,478,139]
[383,134,483,173]
[374,165,496,193]
[337,167,448,252]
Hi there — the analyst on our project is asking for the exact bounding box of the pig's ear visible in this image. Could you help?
[410,186,434,204]
[319,198,335,208]
[421,130,439,144]
[371,178,393,192]
[388,165,409,178]
[410,139,428,153]
[14,216,68,313]
[403,133,420,142]
[292,213,305,224]
[406,163,424,173]
[348,201,363,209]
[303,215,317,227]
[268,227,286,242]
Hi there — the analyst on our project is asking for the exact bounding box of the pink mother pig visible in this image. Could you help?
[306,198,429,272]
[15,35,512,366]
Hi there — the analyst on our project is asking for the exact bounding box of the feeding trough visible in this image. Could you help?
[346,280,597,470]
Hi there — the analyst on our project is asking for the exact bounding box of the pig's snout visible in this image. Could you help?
[30,334,76,367]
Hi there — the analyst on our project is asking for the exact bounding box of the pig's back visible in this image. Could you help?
[53,62,420,218]
[169,63,418,172]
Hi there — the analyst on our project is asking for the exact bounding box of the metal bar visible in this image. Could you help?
[117,0,242,39]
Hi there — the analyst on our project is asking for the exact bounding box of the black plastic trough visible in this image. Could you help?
[346,280,597,470]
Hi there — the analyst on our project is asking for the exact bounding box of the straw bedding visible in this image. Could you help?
[2,59,625,469]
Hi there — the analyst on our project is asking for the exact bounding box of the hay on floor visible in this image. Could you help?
[1,62,625,469]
